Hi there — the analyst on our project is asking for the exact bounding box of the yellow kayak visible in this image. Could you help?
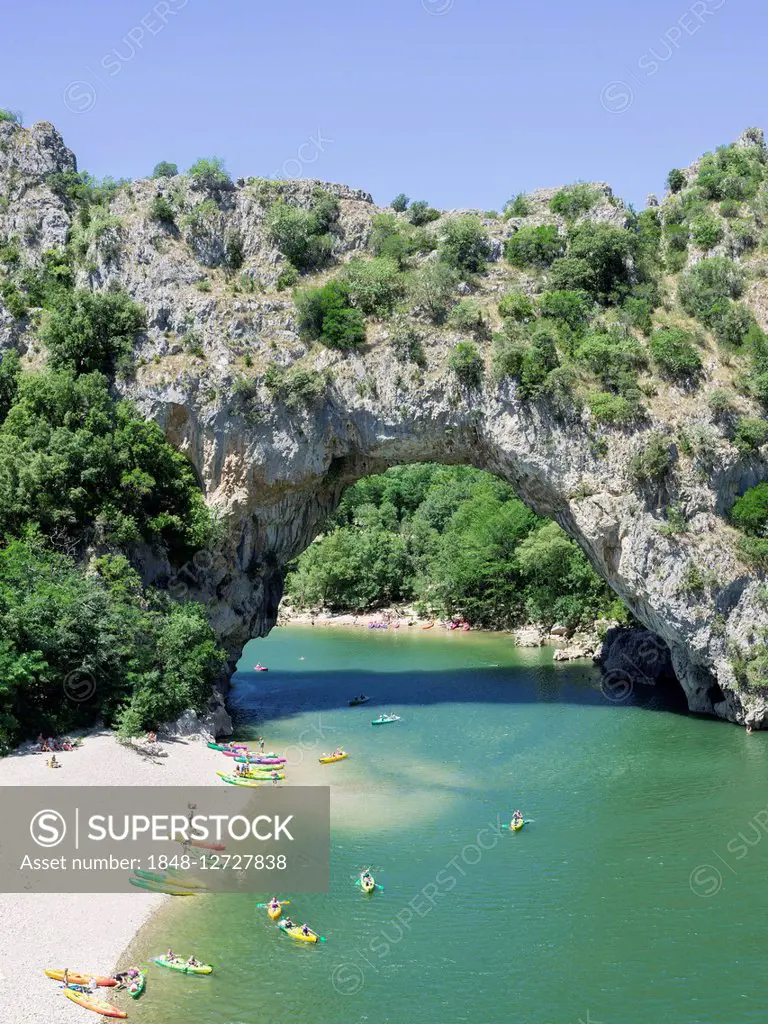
[510,818,525,832]
[63,989,126,1018]
[277,921,322,942]
[319,752,348,764]
[268,903,283,920]
[216,769,285,782]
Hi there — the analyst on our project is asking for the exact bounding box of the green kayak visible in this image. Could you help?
[128,972,146,999]
[153,955,213,975]
[371,715,401,725]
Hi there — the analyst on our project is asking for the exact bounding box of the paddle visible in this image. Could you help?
[255,901,290,907]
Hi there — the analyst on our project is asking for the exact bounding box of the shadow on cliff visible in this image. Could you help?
[227,661,690,731]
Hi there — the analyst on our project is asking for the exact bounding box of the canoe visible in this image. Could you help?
[45,970,116,987]
[127,972,146,999]
[219,774,281,787]
[134,869,207,891]
[129,877,198,896]
[153,955,213,975]
[348,697,370,706]
[319,752,349,764]
[371,715,401,725]
[63,988,126,1018]
[276,921,321,943]
[216,769,285,782]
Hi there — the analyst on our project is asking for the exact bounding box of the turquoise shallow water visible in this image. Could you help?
[127,627,768,1024]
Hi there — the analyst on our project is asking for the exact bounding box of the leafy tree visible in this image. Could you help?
[731,483,768,535]
[550,222,637,304]
[449,298,486,333]
[341,257,403,316]
[187,157,231,189]
[0,109,22,124]
[504,194,530,217]
[538,289,591,334]
[733,418,768,455]
[439,216,491,274]
[666,168,686,193]
[650,328,702,382]
[267,194,338,273]
[408,200,441,226]
[518,322,560,399]
[504,224,564,269]
[0,349,21,422]
[407,263,458,322]
[576,330,646,392]
[152,161,179,178]
[41,289,145,376]
[691,214,723,251]
[678,256,745,327]
[498,290,536,323]
[391,193,410,212]
[294,280,366,350]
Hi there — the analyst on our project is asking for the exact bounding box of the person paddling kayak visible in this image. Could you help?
[510,809,524,828]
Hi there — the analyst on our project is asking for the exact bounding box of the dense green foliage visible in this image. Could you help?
[439,216,491,274]
[0,541,224,751]
[667,168,686,193]
[449,341,483,388]
[504,224,564,269]
[731,483,768,534]
[41,289,145,375]
[549,223,637,304]
[187,157,231,189]
[408,200,441,226]
[341,256,403,315]
[152,161,178,179]
[391,193,409,213]
[549,184,599,219]
[650,328,702,382]
[285,465,623,629]
[294,280,366,349]
[267,191,339,274]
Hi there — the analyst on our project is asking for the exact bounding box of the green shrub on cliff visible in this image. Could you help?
[187,157,231,189]
[341,256,404,316]
[152,161,178,179]
[449,341,483,388]
[504,224,564,269]
[294,280,366,350]
[267,192,339,274]
[549,184,599,219]
[650,328,702,382]
[439,216,491,274]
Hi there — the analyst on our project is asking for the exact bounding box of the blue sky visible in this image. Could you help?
[1,0,765,209]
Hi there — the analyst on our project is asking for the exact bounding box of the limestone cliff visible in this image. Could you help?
[2,118,768,726]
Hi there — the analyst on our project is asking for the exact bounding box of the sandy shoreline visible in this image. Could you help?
[0,732,229,1024]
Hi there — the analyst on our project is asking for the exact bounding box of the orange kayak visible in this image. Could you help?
[64,988,126,1017]
[45,969,116,987]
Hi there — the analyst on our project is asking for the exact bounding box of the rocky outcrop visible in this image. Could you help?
[4,121,768,727]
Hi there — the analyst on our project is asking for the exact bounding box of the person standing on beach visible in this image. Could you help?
[259,736,265,753]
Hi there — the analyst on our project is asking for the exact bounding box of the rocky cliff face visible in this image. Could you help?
[3,119,768,726]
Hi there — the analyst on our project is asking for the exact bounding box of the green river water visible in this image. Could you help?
[127,626,768,1024]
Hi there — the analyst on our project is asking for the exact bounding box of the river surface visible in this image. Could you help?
[128,626,768,1024]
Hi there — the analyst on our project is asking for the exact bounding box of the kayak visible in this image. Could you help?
[222,762,285,774]
[371,715,401,725]
[501,819,526,832]
[253,665,269,671]
[63,989,126,1018]
[207,742,247,752]
[268,903,283,920]
[348,697,370,706]
[129,877,198,896]
[127,972,146,999]
[153,955,213,975]
[216,769,285,782]
[319,752,349,764]
[219,774,281,787]
[276,921,322,943]
[134,869,207,891]
[356,872,377,893]
[421,621,435,630]
[232,755,285,765]
[45,970,116,987]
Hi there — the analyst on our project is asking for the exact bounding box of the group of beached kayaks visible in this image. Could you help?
[208,741,288,786]
[46,951,214,1017]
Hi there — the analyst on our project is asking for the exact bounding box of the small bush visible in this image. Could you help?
[518,322,560,399]
[733,417,768,455]
[588,391,637,425]
[0,280,27,319]
[341,257,403,316]
[0,109,22,124]
[550,183,599,219]
[294,280,366,351]
[630,433,673,485]
[439,216,491,274]
[276,264,299,290]
[267,195,338,273]
[492,333,526,382]
[732,482,768,534]
[448,298,485,333]
[187,157,231,189]
[391,193,409,213]
[691,214,724,251]
[408,201,441,227]
[678,256,746,324]
[504,194,530,218]
[407,263,458,323]
[263,363,326,411]
[149,195,176,224]
[667,168,686,193]
[720,199,741,218]
[708,389,733,418]
[449,341,483,389]
[505,224,564,269]
[152,161,178,179]
[712,301,753,347]
[650,328,702,382]
[576,329,646,391]
[539,289,590,334]
[498,290,536,323]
